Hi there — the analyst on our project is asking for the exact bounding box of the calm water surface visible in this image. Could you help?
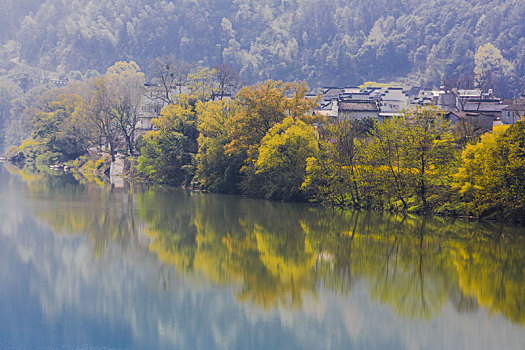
[0,165,524,349]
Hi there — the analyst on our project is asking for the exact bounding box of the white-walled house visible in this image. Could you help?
[137,83,191,136]
[502,103,525,124]
[315,85,408,120]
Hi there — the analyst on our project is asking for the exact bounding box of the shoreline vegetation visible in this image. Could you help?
[4,61,525,222]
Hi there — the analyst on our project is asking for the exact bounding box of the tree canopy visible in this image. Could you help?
[1,0,523,96]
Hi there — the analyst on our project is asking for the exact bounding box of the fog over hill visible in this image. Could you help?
[0,0,523,94]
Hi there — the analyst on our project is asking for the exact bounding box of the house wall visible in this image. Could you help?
[502,110,524,124]
[339,110,379,120]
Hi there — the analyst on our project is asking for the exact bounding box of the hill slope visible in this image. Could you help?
[1,0,524,95]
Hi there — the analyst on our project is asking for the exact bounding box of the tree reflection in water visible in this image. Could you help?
[12,165,525,324]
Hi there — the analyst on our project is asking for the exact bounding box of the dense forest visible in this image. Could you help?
[1,0,524,92]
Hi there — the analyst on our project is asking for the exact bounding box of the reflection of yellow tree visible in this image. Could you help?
[222,221,317,309]
[11,164,525,322]
[302,209,525,324]
[140,190,525,321]
[139,192,318,308]
[448,237,525,324]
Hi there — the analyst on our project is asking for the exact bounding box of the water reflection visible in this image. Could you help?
[6,165,525,324]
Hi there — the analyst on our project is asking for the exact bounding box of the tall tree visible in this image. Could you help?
[149,56,191,105]
[105,61,145,155]
[213,64,241,100]
[88,77,119,161]
[224,80,318,195]
[403,105,456,209]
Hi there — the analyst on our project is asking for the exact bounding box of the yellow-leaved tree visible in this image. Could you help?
[224,80,318,197]
[455,122,525,219]
[255,117,319,200]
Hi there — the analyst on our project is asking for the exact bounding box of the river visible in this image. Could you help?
[0,165,524,349]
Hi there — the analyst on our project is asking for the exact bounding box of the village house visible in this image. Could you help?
[136,83,191,136]
[314,85,409,121]
[377,87,410,118]
[414,88,513,131]
[316,83,523,131]
[446,111,497,132]
[337,100,380,119]
[501,99,525,124]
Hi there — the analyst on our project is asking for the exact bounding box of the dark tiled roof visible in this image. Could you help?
[339,101,378,111]
[503,104,525,111]
[448,111,497,119]
[464,102,505,112]
[322,88,343,100]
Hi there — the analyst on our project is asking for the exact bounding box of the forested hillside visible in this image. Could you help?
[1,0,524,95]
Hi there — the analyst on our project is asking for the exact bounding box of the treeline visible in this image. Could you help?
[1,0,524,96]
[134,80,524,220]
[5,61,147,166]
[9,60,525,220]
[5,61,235,165]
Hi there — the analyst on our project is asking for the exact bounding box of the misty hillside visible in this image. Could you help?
[0,0,524,95]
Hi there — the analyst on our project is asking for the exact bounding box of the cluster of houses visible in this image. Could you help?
[312,85,525,132]
[136,82,525,136]
[311,86,410,121]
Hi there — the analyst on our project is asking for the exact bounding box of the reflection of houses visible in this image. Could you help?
[315,85,409,120]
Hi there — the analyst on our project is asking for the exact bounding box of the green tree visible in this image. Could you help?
[403,105,456,209]
[30,94,91,163]
[137,95,198,185]
[364,116,412,209]
[302,117,372,207]
[195,99,242,193]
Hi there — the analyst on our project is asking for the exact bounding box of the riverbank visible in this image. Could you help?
[8,156,523,224]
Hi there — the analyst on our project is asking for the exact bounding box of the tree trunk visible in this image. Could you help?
[109,141,116,162]
[125,133,134,156]
[420,154,427,208]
